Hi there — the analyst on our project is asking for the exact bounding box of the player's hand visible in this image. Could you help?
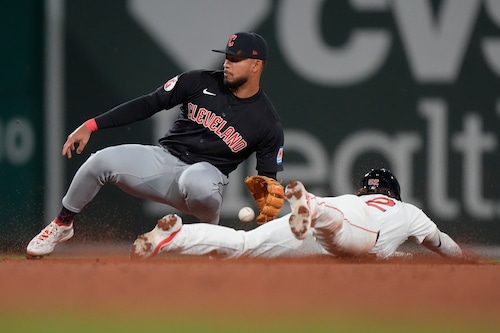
[62,123,92,158]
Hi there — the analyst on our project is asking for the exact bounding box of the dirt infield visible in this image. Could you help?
[1,245,499,331]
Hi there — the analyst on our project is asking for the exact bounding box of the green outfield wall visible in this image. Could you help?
[0,1,44,250]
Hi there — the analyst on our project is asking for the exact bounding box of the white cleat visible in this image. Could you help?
[130,214,183,259]
[285,181,312,240]
[26,220,74,259]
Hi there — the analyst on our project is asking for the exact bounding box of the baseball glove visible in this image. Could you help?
[244,175,285,224]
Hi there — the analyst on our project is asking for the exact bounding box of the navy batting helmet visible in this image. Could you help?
[357,168,402,201]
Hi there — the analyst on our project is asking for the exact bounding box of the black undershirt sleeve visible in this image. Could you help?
[94,92,163,130]
[258,171,277,180]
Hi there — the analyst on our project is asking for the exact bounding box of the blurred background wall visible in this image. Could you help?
[1,0,499,251]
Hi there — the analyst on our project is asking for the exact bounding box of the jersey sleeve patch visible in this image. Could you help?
[276,146,284,165]
[163,75,179,92]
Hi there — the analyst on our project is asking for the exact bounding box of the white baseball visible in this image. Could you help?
[238,207,255,223]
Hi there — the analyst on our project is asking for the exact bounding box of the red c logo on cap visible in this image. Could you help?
[227,34,237,47]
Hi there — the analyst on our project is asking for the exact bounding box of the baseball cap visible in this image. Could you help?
[212,32,268,60]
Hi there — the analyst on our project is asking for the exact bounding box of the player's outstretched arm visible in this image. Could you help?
[62,119,96,158]
[422,229,463,258]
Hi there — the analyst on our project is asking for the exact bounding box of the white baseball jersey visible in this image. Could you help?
[361,194,439,258]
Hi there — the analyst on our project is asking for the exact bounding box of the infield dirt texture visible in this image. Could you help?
[1,243,499,332]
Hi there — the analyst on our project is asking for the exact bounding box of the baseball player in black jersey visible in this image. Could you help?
[27,32,284,258]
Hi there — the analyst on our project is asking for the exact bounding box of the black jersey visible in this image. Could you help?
[94,70,284,176]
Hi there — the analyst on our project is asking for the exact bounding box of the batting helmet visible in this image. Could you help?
[357,168,402,201]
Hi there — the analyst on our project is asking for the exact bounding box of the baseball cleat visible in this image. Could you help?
[26,220,74,258]
[285,181,312,240]
[130,214,183,259]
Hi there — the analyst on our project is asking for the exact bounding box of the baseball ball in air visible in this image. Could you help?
[238,207,255,223]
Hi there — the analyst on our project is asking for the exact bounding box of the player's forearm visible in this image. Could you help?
[423,229,463,258]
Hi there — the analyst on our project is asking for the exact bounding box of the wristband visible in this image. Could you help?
[84,118,98,132]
